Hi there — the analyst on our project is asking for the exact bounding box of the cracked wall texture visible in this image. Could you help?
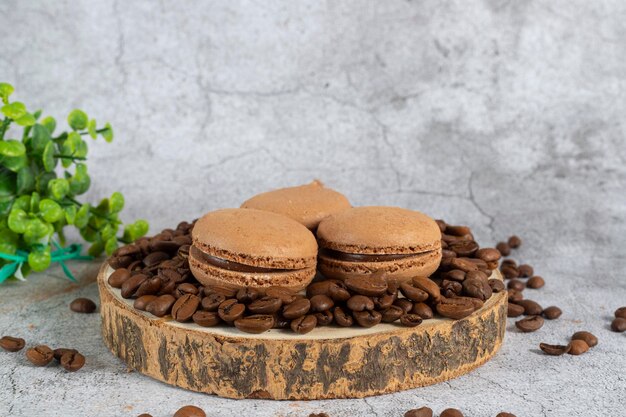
[0,1,625,416]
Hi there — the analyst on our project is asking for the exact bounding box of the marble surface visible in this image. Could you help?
[1,0,625,416]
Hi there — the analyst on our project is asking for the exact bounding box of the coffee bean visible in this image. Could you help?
[137,414,153,417]
[145,294,176,317]
[149,240,180,254]
[440,408,464,417]
[400,313,423,327]
[60,351,85,372]
[0,336,25,352]
[462,278,489,300]
[500,265,519,279]
[347,295,374,312]
[265,286,297,304]
[501,258,517,267]
[109,255,134,269]
[333,306,354,327]
[436,297,474,319]
[310,294,334,312]
[518,264,533,278]
[192,311,221,327]
[328,282,351,302]
[160,268,183,284]
[291,315,317,334]
[542,306,562,320]
[515,315,544,332]
[234,315,274,334]
[475,248,501,263]
[450,257,478,273]
[446,225,471,236]
[115,244,141,257]
[507,289,523,303]
[496,242,511,256]
[488,279,505,293]
[174,283,199,298]
[526,276,545,289]
[448,240,479,257]
[516,299,543,315]
[353,310,382,327]
[399,283,429,302]
[236,287,260,304]
[496,413,517,417]
[345,274,387,296]
[171,294,200,322]
[306,281,332,298]
[441,249,457,259]
[404,406,433,417]
[205,285,237,298]
[315,310,334,326]
[26,345,54,366]
[394,299,414,314]
[108,268,131,288]
[412,277,441,301]
[435,219,447,232]
[507,235,521,248]
[201,293,226,311]
[464,296,484,311]
[411,302,433,319]
[283,298,311,319]
[615,307,626,319]
[611,317,626,332]
[507,279,525,291]
[54,348,78,360]
[443,269,466,282]
[568,339,589,355]
[134,295,158,311]
[539,342,571,356]
[381,305,405,323]
[248,297,282,314]
[441,280,462,298]
[143,251,169,267]
[571,331,598,347]
[173,405,206,417]
[507,303,525,318]
[121,274,148,298]
[218,299,246,322]
[309,413,329,417]
[136,277,162,297]
[373,293,395,310]
[465,270,488,281]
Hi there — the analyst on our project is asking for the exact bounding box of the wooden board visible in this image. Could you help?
[98,262,507,400]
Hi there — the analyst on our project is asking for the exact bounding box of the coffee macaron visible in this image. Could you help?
[240,180,351,230]
[189,208,318,293]
[316,206,442,282]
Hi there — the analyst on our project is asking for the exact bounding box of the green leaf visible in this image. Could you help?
[48,178,70,200]
[29,191,40,212]
[41,116,56,134]
[8,208,28,233]
[80,226,98,242]
[109,192,124,213]
[15,113,36,126]
[88,240,104,256]
[1,102,26,119]
[100,223,116,241]
[35,172,56,194]
[12,195,30,211]
[87,119,97,139]
[24,218,51,242]
[69,163,90,195]
[74,136,88,159]
[122,219,149,242]
[33,109,42,120]
[64,205,77,225]
[0,83,14,104]
[0,171,16,197]
[67,109,88,131]
[28,248,51,272]
[105,236,118,255]
[101,122,113,142]
[32,124,52,153]
[0,139,26,157]
[39,199,63,223]
[16,166,35,194]
[1,154,27,172]
[74,203,90,228]
[42,141,57,172]
[0,228,18,254]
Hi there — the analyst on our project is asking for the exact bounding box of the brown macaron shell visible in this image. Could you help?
[240,180,351,230]
[316,206,442,282]
[190,208,318,292]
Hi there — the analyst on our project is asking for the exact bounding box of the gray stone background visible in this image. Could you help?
[1,0,625,416]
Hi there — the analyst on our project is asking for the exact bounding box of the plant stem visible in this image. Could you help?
[0,117,10,140]
[79,128,107,136]
[54,154,87,161]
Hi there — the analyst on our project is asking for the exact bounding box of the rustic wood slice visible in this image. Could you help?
[98,263,506,400]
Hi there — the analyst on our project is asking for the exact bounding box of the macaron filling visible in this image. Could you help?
[190,246,293,273]
[320,248,433,262]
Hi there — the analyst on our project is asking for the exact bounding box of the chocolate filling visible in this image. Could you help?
[320,248,427,262]
[190,246,293,273]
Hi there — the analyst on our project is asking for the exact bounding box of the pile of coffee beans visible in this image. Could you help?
[611,307,626,333]
[107,219,504,334]
[540,330,598,356]
[0,335,85,371]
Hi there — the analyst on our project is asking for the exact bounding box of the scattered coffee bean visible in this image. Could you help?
[134,295,158,311]
[399,282,429,302]
[309,413,329,417]
[568,339,589,355]
[173,405,206,417]
[60,351,86,372]
[69,297,97,314]
[539,343,571,356]
[516,299,543,316]
[394,298,414,314]
[507,235,521,248]
[475,247,501,263]
[518,264,533,278]
[507,279,525,291]
[315,310,334,326]
[496,413,517,417]
[53,348,78,361]
[615,306,626,319]
[145,294,176,317]
[353,310,382,327]
[571,331,598,348]
[347,295,374,312]
[234,315,274,334]
[137,414,153,417]
[611,317,626,333]
[291,315,317,334]
[201,293,225,312]
[121,274,148,299]
[496,241,511,256]
[488,279,505,293]
[400,313,423,327]
[334,306,354,327]
[236,287,260,304]
[500,265,519,279]
[436,297,474,319]
[412,277,441,301]
[192,311,221,327]
[328,282,351,302]
[310,294,334,312]
[108,268,130,288]
[515,315,544,332]
[171,294,200,322]
[218,299,246,322]
[248,297,282,315]
[542,306,562,320]
[283,298,311,319]
[0,335,26,352]
[373,293,395,310]
[411,303,433,319]
[526,276,545,289]
[507,303,525,318]
[462,278,489,301]
[507,289,523,303]
[440,408,464,417]
[25,345,54,366]
[404,406,433,417]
